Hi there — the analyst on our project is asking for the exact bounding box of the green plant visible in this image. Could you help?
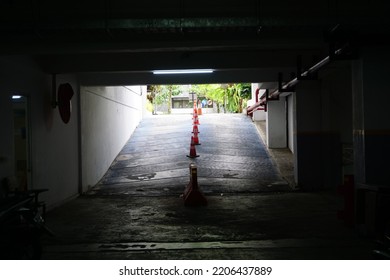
[192,83,251,113]
[148,85,181,114]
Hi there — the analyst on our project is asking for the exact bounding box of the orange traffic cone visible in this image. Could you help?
[186,136,199,158]
[183,163,207,207]
[193,113,200,125]
[192,124,200,134]
[193,130,201,145]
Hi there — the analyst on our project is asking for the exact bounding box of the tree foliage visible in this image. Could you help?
[192,84,224,103]
[226,83,251,113]
[192,83,251,113]
[147,85,182,114]
[147,85,160,102]
[148,83,251,114]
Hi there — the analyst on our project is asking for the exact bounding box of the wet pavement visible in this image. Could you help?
[95,113,287,193]
[42,113,374,259]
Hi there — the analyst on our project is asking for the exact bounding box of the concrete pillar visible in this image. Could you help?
[266,98,286,148]
[294,81,323,190]
[287,94,295,153]
[352,48,390,187]
[283,61,353,191]
[352,47,390,236]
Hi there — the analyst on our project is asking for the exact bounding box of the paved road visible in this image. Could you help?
[92,113,288,196]
[42,114,374,259]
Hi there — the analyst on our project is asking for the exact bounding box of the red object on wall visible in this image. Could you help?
[57,83,74,124]
[255,88,260,103]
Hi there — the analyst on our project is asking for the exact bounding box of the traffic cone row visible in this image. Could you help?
[193,103,200,145]
[187,101,201,157]
[193,112,200,125]
[183,102,207,206]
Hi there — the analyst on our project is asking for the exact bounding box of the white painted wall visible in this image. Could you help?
[266,98,287,148]
[0,56,80,208]
[287,94,295,153]
[80,85,145,191]
[253,110,266,121]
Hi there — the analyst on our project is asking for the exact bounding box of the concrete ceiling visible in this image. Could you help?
[1,0,389,85]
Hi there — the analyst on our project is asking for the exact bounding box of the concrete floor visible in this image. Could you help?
[42,113,374,259]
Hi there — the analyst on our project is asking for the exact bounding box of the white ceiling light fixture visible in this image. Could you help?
[153,69,214,75]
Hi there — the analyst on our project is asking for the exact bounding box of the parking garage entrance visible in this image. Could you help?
[42,107,373,259]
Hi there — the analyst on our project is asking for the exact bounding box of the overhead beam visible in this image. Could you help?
[35,48,321,74]
[78,67,295,86]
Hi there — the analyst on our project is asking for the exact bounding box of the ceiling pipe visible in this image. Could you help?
[247,46,344,114]
[265,54,331,101]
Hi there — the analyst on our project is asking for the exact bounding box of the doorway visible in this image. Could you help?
[12,95,31,191]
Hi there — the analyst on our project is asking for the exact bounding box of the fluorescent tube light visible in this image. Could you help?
[153,69,214,75]
[12,95,22,99]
